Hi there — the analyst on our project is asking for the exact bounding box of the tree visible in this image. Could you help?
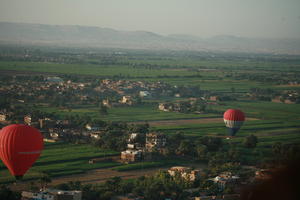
[99,103,108,115]
[243,135,258,148]
[198,136,223,151]
[196,144,208,160]
[104,176,122,193]
[0,185,20,200]
[177,139,193,156]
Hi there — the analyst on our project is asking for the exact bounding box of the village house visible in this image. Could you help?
[85,124,102,131]
[145,132,167,152]
[139,90,151,98]
[158,103,172,112]
[211,172,240,190]
[38,118,55,129]
[0,111,13,123]
[128,133,139,143]
[89,131,103,139]
[174,93,181,97]
[102,99,112,107]
[50,132,60,140]
[0,113,7,122]
[24,115,32,125]
[209,96,220,101]
[120,149,143,163]
[120,96,134,105]
[168,166,201,182]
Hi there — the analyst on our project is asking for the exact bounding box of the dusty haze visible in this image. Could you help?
[0,0,300,39]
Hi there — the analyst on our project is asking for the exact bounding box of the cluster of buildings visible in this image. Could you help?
[0,113,105,142]
[0,76,87,101]
[158,98,207,113]
[168,166,201,182]
[271,90,300,104]
[21,189,82,200]
[0,76,171,109]
[95,79,168,97]
[120,132,167,163]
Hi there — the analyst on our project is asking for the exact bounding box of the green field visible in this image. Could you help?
[38,104,219,122]
[0,142,120,183]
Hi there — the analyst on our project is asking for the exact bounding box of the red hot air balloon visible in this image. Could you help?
[0,124,43,180]
[223,109,245,136]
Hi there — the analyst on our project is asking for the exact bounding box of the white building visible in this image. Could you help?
[21,191,55,200]
[139,91,151,98]
[121,149,143,163]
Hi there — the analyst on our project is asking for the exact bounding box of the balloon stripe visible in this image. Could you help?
[18,151,42,155]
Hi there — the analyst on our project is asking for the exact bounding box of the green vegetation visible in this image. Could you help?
[0,45,300,190]
[0,142,120,183]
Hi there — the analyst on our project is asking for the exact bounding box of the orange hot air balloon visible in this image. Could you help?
[0,124,43,180]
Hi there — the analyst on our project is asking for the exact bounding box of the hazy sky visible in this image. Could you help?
[0,0,300,38]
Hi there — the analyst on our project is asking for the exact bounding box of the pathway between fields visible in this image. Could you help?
[133,117,258,127]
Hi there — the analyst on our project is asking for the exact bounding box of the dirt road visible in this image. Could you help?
[134,117,258,127]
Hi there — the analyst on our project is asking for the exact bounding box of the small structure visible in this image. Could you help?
[209,96,219,101]
[128,133,139,143]
[39,118,55,129]
[24,115,32,125]
[90,132,102,139]
[145,132,166,152]
[168,166,200,182]
[211,172,240,190]
[102,99,112,108]
[120,96,134,105]
[158,103,171,111]
[139,91,151,98]
[46,76,63,83]
[174,93,181,98]
[85,124,101,131]
[0,113,7,122]
[255,169,274,180]
[120,149,143,163]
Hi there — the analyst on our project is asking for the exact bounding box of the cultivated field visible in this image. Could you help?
[1,47,300,187]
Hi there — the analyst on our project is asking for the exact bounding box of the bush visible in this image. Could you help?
[243,135,258,148]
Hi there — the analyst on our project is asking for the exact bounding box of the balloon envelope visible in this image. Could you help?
[0,124,43,178]
[223,109,245,136]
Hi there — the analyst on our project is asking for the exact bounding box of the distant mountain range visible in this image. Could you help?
[0,22,299,54]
